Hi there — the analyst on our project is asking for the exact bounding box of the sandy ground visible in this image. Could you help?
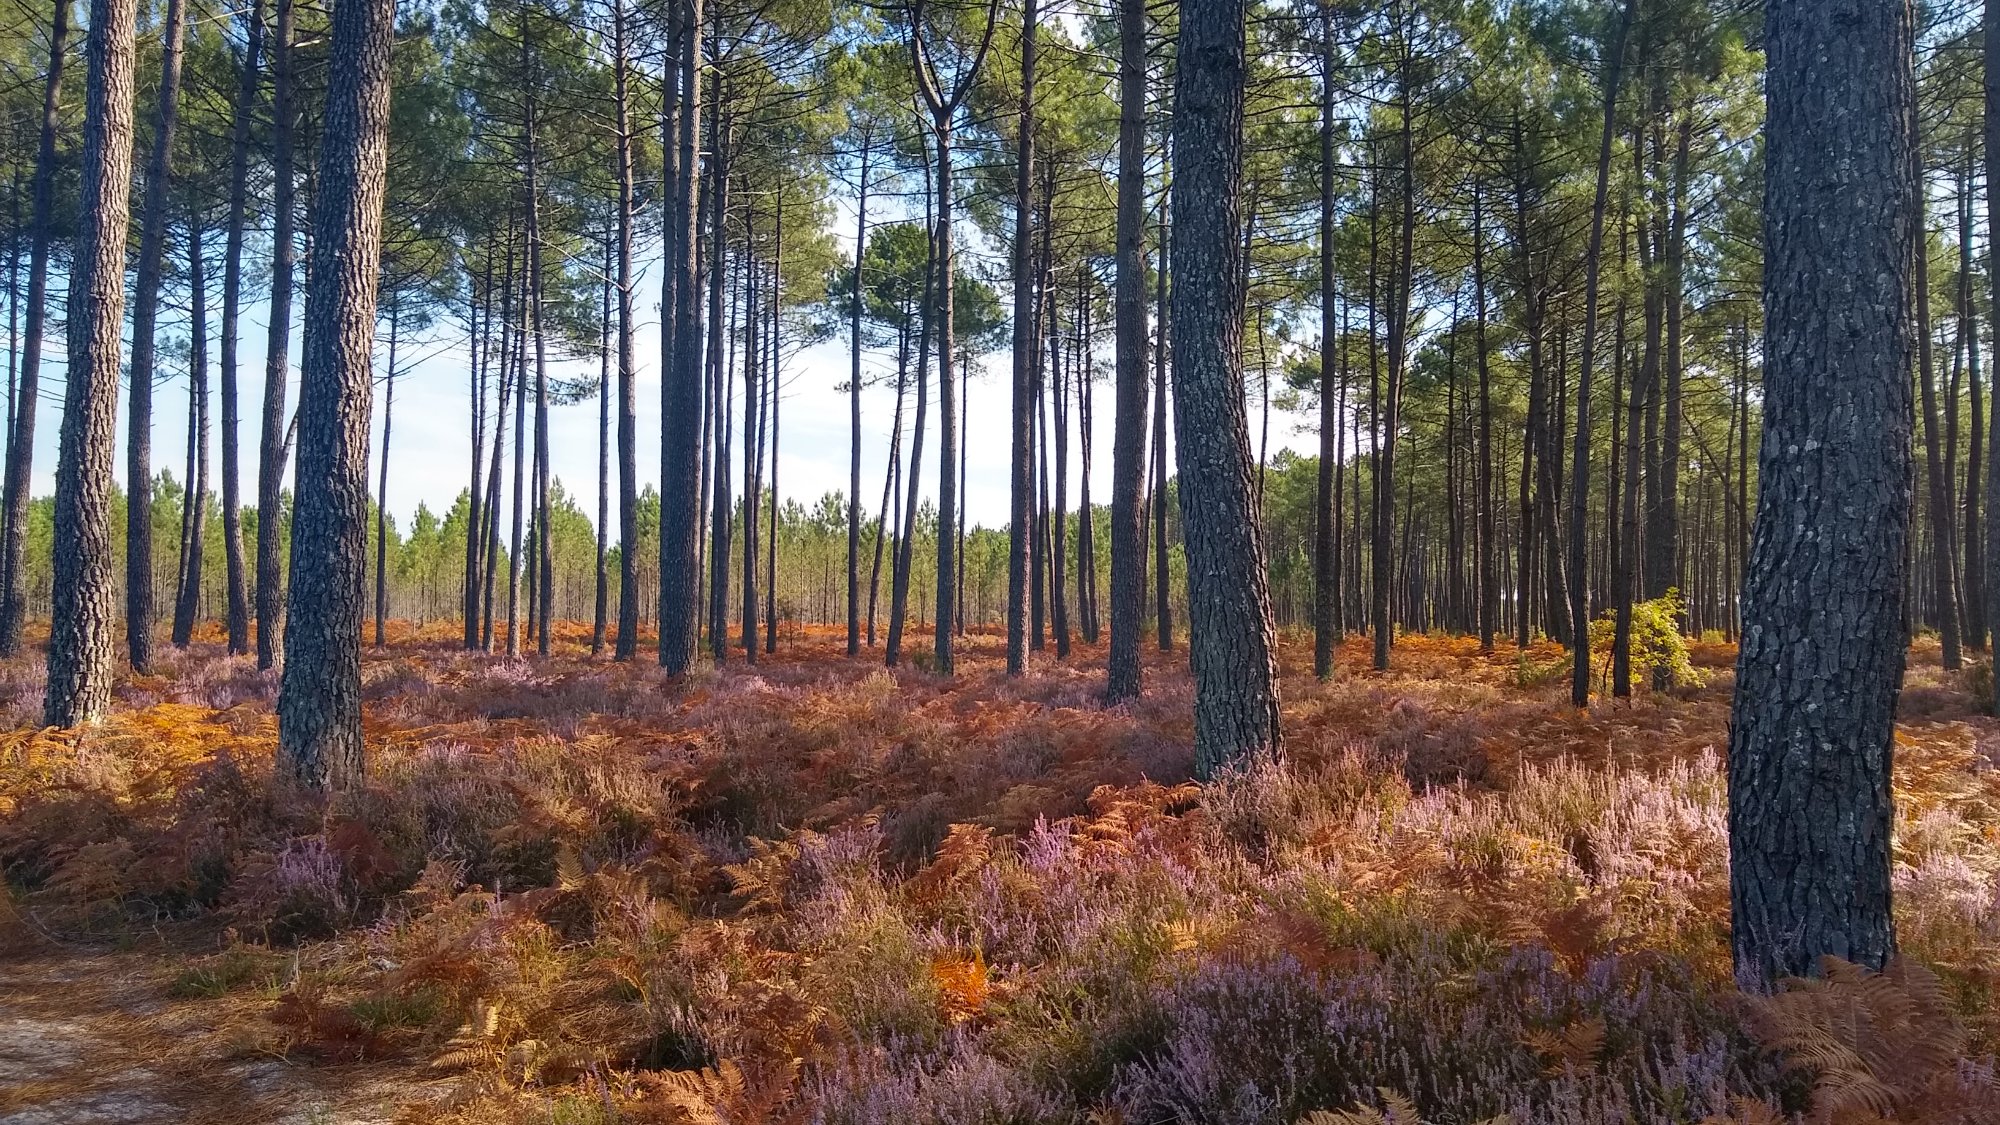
[0,923,441,1125]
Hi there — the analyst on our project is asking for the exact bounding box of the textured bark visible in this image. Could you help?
[172,222,210,649]
[1731,0,1912,986]
[46,0,138,727]
[220,0,262,656]
[1169,0,1281,777]
[1008,0,1038,677]
[613,0,642,661]
[0,0,69,657]
[660,0,703,673]
[125,0,188,674]
[257,0,298,670]
[277,0,394,792]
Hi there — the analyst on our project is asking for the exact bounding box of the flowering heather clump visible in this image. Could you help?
[0,628,1996,1123]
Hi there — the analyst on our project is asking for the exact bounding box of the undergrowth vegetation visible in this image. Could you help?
[1,628,1996,1123]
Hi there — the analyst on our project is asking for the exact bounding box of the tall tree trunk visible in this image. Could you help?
[1374,80,1417,671]
[742,227,762,664]
[1731,0,1911,985]
[45,0,137,727]
[125,0,187,673]
[0,0,69,657]
[1170,0,1281,776]
[1915,139,1960,669]
[1313,0,1339,681]
[1473,179,1495,652]
[660,0,704,673]
[1052,296,1071,659]
[276,0,394,790]
[612,0,638,660]
[482,235,516,650]
[220,0,261,656]
[1568,0,1633,705]
[887,194,935,669]
[463,247,487,649]
[705,108,734,665]
[594,237,611,655]
[1962,137,1986,650]
[1153,206,1173,651]
[847,132,870,657]
[257,0,297,670]
[172,219,210,648]
[766,212,782,655]
[1009,0,1038,675]
[373,301,398,647]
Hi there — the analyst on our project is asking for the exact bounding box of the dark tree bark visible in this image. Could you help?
[0,0,69,657]
[847,131,871,658]
[277,0,394,790]
[1986,0,2000,698]
[220,0,262,657]
[1473,180,1496,653]
[1152,207,1173,651]
[1731,0,1912,985]
[1959,140,1985,651]
[595,236,611,656]
[1567,0,1633,706]
[45,0,138,728]
[172,220,210,648]
[909,0,996,677]
[1169,0,1280,777]
[125,0,188,673]
[611,0,638,660]
[1313,0,1339,682]
[1913,128,1960,669]
[1373,70,1415,672]
[660,0,704,673]
[1009,0,1039,677]
[373,302,398,647]
[886,204,934,669]
[257,0,298,670]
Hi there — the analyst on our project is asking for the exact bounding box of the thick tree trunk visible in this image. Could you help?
[1731,0,1912,985]
[277,0,393,790]
[1169,0,1281,777]
[660,0,704,673]
[0,0,69,657]
[220,0,261,657]
[45,0,138,728]
[124,0,188,674]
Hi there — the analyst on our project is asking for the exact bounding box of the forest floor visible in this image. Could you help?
[0,624,1995,1124]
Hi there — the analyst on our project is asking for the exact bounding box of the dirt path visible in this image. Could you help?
[0,931,442,1125]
